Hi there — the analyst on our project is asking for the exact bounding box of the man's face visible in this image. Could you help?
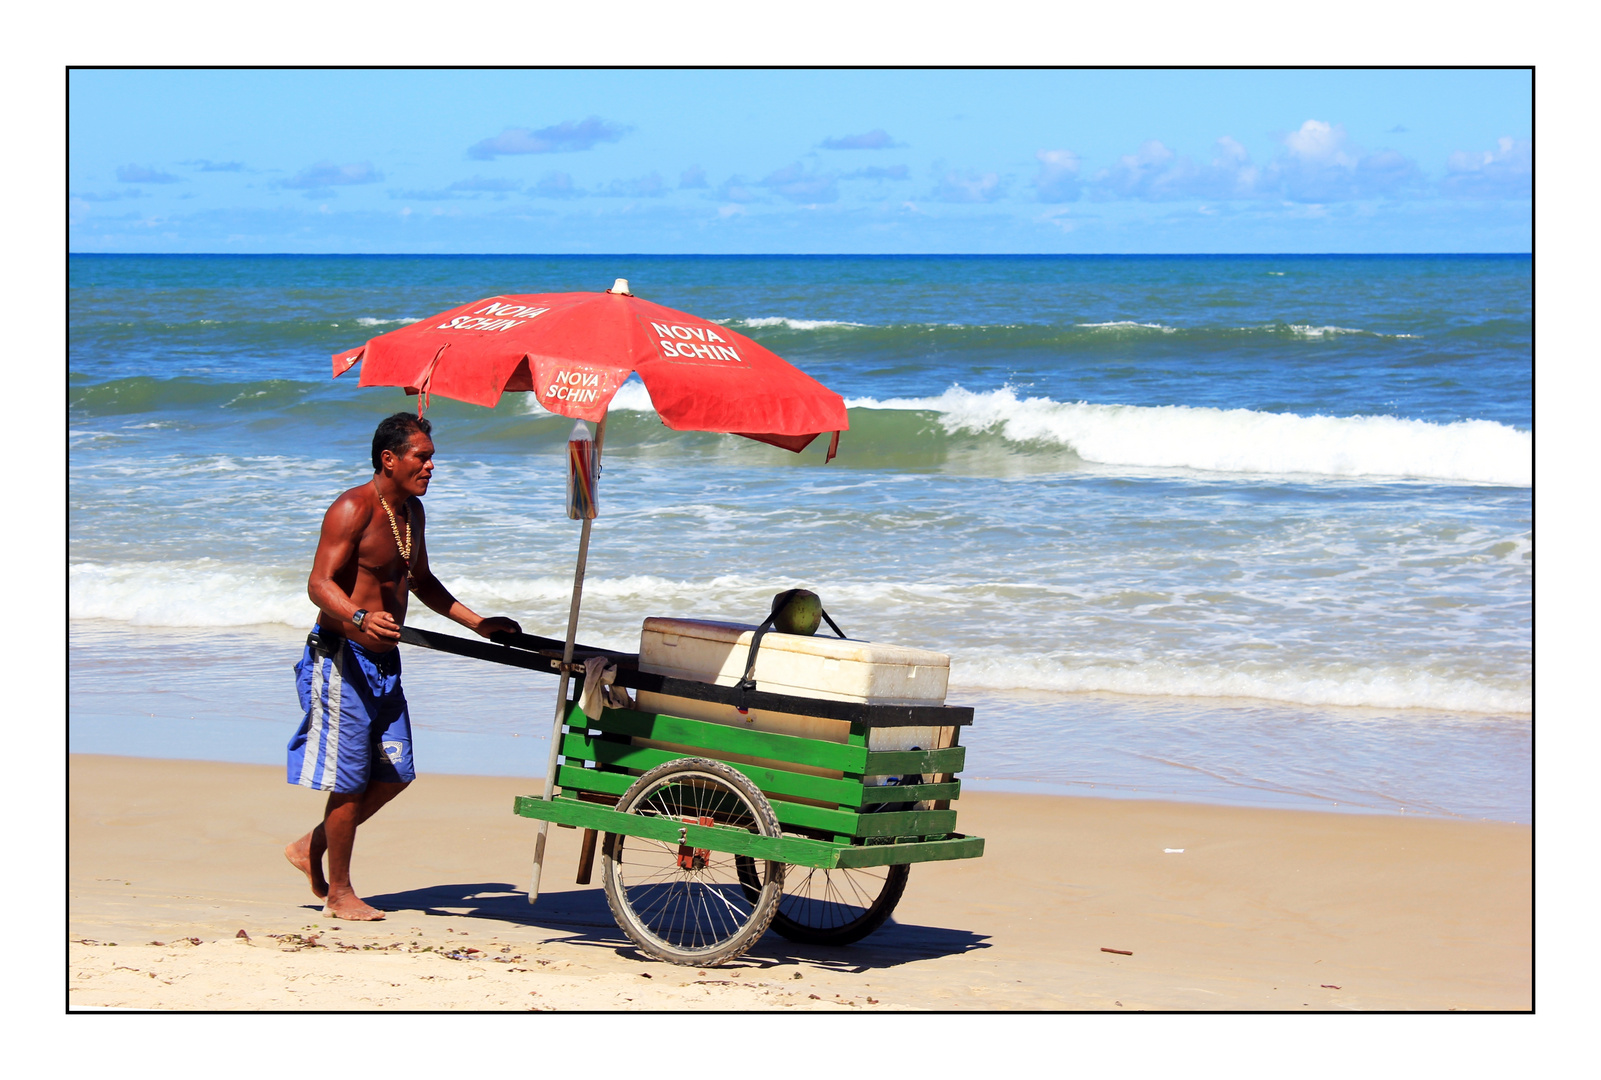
[384,432,435,498]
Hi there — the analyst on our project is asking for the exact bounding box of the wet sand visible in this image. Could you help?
[67,754,1530,1010]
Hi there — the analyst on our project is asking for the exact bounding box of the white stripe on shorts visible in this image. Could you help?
[298,647,343,790]
[323,650,344,790]
[297,652,325,787]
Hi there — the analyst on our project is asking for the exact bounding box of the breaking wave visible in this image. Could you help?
[845,386,1530,486]
[720,316,869,331]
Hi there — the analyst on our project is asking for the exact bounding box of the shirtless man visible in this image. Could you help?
[284,412,522,920]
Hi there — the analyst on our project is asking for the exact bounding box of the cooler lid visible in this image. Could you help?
[642,617,949,669]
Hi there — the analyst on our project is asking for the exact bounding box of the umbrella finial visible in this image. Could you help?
[608,278,632,296]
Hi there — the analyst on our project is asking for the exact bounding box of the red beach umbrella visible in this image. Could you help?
[331,278,849,901]
[333,279,847,457]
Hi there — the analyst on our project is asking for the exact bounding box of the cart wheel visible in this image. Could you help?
[743,860,910,946]
[601,757,785,967]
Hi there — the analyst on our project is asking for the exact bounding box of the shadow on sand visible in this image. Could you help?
[355,881,990,972]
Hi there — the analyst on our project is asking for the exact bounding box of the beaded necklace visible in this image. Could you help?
[377,492,412,568]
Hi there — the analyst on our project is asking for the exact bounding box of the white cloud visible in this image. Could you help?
[761,162,839,203]
[1270,121,1422,202]
[820,129,902,150]
[1086,123,1421,204]
[1442,137,1531,198]
[934,168,1004,203]
[1033,149,1081,203]
[716,177,764,204]
[529,171,583,199]
[1091,138,1257,201]
[1035,206,1079,232]
[1282,119,1356,168]
[448,175,521,192]
[116,164,181,184]
[601,172,668,198]
[468,117,631,159]
[280,161,383,191]
[71,188,144,202]
[843,165,909,181]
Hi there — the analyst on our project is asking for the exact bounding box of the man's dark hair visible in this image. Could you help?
[372,412,433,471]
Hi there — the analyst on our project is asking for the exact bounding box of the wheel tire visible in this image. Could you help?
[601,757,784,967]
[765,862,910,945]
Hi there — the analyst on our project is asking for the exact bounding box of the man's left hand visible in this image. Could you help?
[475,616,523,638]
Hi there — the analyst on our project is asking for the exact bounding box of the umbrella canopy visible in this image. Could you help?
[333,282,848,455]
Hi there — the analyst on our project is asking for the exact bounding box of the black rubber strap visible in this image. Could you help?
[737,591,847,699]
[736,610,784,695]
[819,608,846,639]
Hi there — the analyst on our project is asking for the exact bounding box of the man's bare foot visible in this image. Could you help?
[323,892,386,921]
[284,836,329,900]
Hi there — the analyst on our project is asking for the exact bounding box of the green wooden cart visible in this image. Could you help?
[400,624,984,967]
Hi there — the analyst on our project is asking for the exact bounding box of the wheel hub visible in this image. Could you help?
[675,816,715,871]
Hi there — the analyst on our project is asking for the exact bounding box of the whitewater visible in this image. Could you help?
[843,387,1529,485]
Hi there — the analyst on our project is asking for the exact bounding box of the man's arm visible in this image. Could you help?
[306,493,403,644]
[407,501,523,638]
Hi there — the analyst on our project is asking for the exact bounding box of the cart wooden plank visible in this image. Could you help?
[513,794,844,866]
[577,705,870,772]
[859,781,961,804]
[513,795,984,868]
[553,761,957,838]
[560,730,863,805]
[863,746,967,774]
[834,834,986,867]
[561,731,961,807]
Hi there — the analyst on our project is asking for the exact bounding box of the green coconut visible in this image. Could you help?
[771,589,823,636]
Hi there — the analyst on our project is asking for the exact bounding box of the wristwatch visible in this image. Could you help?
[351,609,369,630]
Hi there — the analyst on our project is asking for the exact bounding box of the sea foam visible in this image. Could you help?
[721,316,867,330]
[70,561,319,628]
[1076,320,1177,333]
[69,562,1529,715]
[948,653,1529,715]
[845,386,1531,486]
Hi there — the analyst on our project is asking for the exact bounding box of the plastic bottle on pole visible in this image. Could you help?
[567,419,599,519]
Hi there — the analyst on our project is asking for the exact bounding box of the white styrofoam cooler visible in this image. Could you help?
[632,618,957,795]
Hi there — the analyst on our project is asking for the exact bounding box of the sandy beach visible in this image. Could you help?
[67,753,1529,1011]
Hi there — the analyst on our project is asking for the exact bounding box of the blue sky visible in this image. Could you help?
[68,69,1531,254]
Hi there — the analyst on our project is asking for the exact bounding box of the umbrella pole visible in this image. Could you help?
[529,415,607,903]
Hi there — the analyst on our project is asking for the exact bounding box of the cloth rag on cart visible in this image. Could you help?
[580,655,634,720]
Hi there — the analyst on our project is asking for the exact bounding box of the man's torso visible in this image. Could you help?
[321,485,422,651]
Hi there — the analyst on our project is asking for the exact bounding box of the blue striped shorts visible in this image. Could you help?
[287,627,415,793]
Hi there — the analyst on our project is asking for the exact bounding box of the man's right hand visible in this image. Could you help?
[358,609,404,645]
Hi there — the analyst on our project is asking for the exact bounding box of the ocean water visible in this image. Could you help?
[68,254,1532,821]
